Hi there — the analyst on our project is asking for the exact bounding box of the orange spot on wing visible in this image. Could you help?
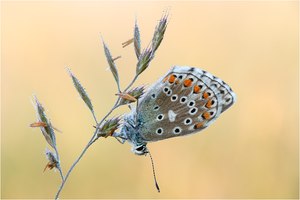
[194,122,205,129]
[183,79,192,87]
[169,74,176,84]
[203,92,209,99]
[202,112,210,120]
[193,85,200,93]
[205,100,212,108]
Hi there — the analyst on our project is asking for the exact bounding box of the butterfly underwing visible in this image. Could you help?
[116,66,236,155]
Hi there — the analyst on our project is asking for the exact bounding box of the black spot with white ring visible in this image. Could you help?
[171,95,178,102]
[151,94,156,99]
[163,87,169,93]
[188,100,195,107]
[189,107,198,115]
[180,96,187,104]
[156,114,164,121]
[153,105,160,111]
[173,126,182,134]
[166,89,172,96]
[156,128,163,135]
[184,118,193,125]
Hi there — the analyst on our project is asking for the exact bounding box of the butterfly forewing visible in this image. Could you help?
[136,66,236,142]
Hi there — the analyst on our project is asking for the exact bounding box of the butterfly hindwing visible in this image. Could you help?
[136,66,236,142]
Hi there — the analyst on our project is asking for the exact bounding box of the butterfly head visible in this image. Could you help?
[132,143,148,156]
[120,111,149,156]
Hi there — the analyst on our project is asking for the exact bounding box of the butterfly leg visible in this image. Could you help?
[128,104,132,110]
[134,99,140,123]
[114,137,126,144]
[112,131,127,144]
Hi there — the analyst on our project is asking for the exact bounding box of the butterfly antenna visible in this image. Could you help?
[148,150,160,192]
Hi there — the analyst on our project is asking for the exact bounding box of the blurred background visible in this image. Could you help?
[1,1,298,199]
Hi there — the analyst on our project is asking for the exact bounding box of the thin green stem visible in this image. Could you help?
[124,75,138,92]
[91,112,98,125]
[55,102,119,199]
[117,82,121,94]
[55,74,139,199]
[57,166,64,182]
[53,146,64,182]
[55,137,93,199]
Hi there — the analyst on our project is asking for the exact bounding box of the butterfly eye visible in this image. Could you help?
[136,145,145,151]
[173,127,182,134]
[156,128,163,135]
[156,114,164,121]
[134,145,147,155]
[189,107,198,115]
[180,96,187,104]
[171,95,178,102]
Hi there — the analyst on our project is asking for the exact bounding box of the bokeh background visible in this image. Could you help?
[1,1,299,199]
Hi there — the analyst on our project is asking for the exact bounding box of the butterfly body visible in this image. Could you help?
[118,66,236,155]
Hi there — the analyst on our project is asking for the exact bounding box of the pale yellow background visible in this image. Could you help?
[1,1,299,199]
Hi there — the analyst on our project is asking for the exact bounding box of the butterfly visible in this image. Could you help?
[113,66,236,191]
[116,65,236,152]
